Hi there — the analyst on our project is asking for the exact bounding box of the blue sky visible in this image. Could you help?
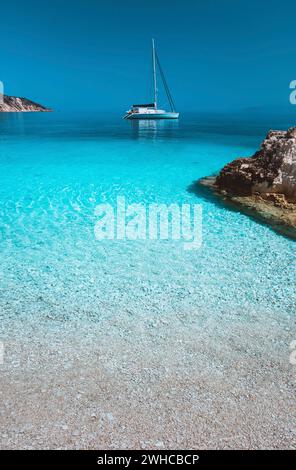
[1,0,296,112]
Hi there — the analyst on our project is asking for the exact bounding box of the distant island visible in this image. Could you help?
[198,127,296,239]
[0,95,51,112]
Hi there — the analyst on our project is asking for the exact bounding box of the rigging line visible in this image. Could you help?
[155,52,176,112]
[156,54,174,111]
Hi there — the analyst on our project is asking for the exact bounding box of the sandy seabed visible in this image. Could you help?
[1,304,295,450]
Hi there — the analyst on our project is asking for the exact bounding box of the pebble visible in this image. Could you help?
[155,440,165,448]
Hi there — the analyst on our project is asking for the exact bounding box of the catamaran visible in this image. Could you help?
[123,39,179,120]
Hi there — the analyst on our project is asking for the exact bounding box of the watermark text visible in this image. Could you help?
[94,197,202,250]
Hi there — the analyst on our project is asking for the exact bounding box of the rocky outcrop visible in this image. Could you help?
[216,127,296,202]
[0,95,51,112]
[198,127,296,239]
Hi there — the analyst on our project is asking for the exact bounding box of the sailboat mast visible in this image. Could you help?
[152,38,157,109]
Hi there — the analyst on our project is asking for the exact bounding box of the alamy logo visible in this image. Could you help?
[0,81,4,105]
[94,197,203,250]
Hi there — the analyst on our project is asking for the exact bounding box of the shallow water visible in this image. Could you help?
[0,112,295,325]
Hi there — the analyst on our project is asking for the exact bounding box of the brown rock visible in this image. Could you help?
[216,127,296,201]
[0,95,51,112]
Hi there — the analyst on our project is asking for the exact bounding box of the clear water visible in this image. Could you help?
[0,112,295,328]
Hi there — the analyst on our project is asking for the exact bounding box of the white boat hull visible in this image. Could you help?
[125,112,179,120]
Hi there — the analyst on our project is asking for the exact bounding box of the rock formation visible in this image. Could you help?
[216,127,296,202]
[198,127,296,239]
[0,95,51,112]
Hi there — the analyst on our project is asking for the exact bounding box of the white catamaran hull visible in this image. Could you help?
[125,112,179,120]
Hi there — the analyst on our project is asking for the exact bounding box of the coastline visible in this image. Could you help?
[198,177,296,240]
[0,96,52,113]
[196,126,296,240]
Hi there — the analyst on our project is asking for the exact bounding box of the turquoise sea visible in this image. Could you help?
[0,112,295,449]
[0,112,295,324]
